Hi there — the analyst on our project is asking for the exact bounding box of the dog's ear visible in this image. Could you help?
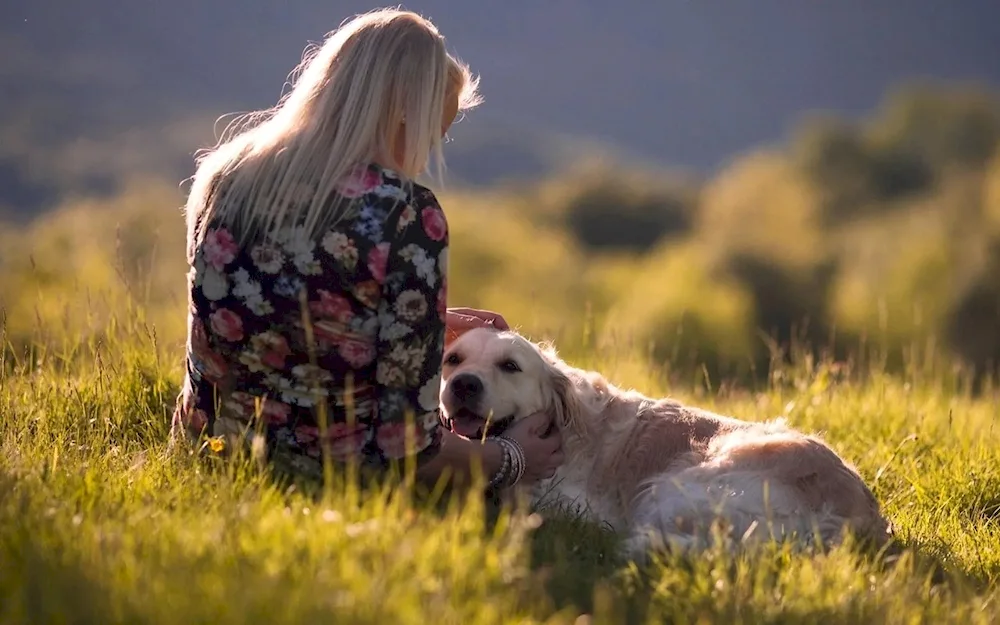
[534,338,601,440]
[546,362,596,441]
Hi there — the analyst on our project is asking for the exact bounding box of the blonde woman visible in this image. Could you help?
[172,8,563,490]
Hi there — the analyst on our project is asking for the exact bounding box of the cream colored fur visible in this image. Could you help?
[440,328,892,558]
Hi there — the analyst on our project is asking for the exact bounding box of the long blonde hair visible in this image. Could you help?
[184,7,481,258]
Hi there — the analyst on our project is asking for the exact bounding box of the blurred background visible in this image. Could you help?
[2,1,1000,384]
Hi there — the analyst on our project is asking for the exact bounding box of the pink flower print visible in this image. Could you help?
[257,400,291,426]
[294,422,368,460]
[174,387,208,433]
[436,284,448,322]
[195,348,228,384]
[367,243,390,283]
[337,166,381,198]
[191,317,210,351]
[338,337,376,368]
[227,392,291,425]
[421,207,447,241]
[203,228,239,271]
[376,422,428,459]
[310,290,354,322]
[190,318,229,383]
[262,340,291,370]
[294,424,319,445]
[186,409,208,431]
[326,423,369,460]
[312,319,351,347]
[209,308,244,342]
[247,332,292,370]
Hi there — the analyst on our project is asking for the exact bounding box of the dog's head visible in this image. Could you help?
[440,328,605,440]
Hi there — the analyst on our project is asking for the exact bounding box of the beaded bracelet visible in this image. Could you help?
[487,436,526,489]
[488,438,511,490]
[496,435,526,486]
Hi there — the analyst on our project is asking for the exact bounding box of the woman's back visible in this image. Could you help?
[174,163,448,478]
[171,7,563,490]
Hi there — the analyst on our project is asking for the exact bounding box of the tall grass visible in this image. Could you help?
[2,296,999,624]
[1,168,999,623]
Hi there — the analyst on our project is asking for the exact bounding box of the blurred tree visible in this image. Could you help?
[828,208,955,363]
[791,114,933,224]
[724,253,837,354]
[697,150,825,270]
[792,85,1000,226]
[868,143,936,203]
[869,84,1000,172]
[5,81,1000,387]
[550,167,698,253]
[947,239,1000,377]
[600,241,757,383]
[792,116,881,222]
[985,152,1000,235]
[697,150,835,360]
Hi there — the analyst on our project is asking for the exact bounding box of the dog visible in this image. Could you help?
[440,328,893,558]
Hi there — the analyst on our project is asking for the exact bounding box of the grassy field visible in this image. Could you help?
[2,121,1000,622]
[2,304,999,625]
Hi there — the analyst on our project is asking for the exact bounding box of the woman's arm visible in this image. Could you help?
[415,429,503,487]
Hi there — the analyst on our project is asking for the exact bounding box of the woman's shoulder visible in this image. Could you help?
[357,163,439,206]
[410,181,440,207]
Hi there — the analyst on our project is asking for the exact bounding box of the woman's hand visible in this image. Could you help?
[447,307,509,332]
[503,411,564,484]
[445,308,509,346]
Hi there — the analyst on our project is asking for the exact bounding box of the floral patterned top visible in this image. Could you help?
[172,164,448,478]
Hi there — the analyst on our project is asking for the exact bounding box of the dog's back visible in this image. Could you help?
[541,385,891,556]
[622,413,891,554]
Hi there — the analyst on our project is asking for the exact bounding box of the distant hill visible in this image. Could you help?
[3,0,999,214]
[0,99,640,217]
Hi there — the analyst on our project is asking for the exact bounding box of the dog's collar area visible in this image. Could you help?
[484,414,516,436]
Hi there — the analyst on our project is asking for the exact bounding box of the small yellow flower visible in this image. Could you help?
[207,436,226,454]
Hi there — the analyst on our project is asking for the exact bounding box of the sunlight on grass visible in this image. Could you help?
[2,295,999,624]
[2,141,1000,621]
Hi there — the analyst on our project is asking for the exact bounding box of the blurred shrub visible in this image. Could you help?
[869,84,1000,171]
[792,116,934,223]
[693,150,838,356]
[828,207,955,357]
[532,164,699,253]
[3,81,1000,383]
[696,150,825,271]
[792,85,1000,228]
[985,153,1000,234]
[947,240,1000,374]
[599,241,757,381]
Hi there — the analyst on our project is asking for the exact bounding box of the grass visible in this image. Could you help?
[2,308,1000,625]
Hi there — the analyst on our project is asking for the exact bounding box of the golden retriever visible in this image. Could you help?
[440,328,892,557]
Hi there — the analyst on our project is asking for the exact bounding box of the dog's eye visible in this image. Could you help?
[498,359,521,373]
[445,353,462,366]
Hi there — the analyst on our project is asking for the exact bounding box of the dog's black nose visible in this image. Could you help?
[450,373,483,402]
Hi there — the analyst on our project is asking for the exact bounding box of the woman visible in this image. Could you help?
[172,8,563,491]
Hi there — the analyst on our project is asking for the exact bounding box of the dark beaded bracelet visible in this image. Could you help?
[488,438,511,490]
[495,435,526,486]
